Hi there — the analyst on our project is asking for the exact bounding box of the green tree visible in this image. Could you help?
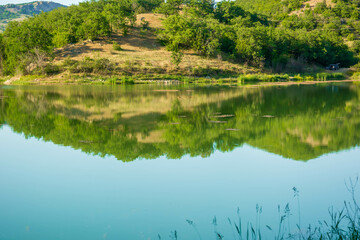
[155,0,183,16]
[185,0,215,18]
[215,1,246,24]
[2,20,52,75]
[136,0,164,13]
[0,34,4,73]
[103,0,137,35]
[160,15,223,57]
[78,12,110,40]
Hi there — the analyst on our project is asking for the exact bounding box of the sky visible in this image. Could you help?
[1,0,83,6]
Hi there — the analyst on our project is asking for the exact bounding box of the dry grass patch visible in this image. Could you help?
[290,0,335,15]
[136,13,164,28]
[51,13,257,77]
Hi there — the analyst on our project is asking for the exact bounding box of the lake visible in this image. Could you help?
[0,83,359,239]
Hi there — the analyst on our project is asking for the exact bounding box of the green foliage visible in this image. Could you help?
[105,76,135,84]
[77,12,110,40]
[315,72,346,81]
[66,57,114,74]
[214,1,262,24]
[155,0,183,16]
[140,18,150,29]
[2,20,53,75]
[238,74,289,82]
[136,0,164,13]
[17,48,52,75]
[170,49,184,68]
[160,14,222,57]
[0,0,138,75]
[236,72,346,82]
[158,0,357,69]
[185,0,216,18]
[0,34,4,73]
[103,0,136,35]
[2,0,360,76]
[235,0,304,17]
[112,42,122,51]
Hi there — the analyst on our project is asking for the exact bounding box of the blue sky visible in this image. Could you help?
[1,0,82,6]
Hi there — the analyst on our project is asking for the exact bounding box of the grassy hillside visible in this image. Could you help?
[0,1,66,32]
[44,13,257,84]
[1,0,359,84]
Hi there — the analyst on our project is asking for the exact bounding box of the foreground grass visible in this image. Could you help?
[160,178,360,240]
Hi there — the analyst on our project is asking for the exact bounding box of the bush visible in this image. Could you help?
[17,48,52,75]
[67,57,114,74]
[93,58,114,73]
[315,72,346,81]
[62,57,79,68]
[43,63,60,75]
[2,20,53,75]
[140,18,149,29]
[348,33,356,41]
[112,42,122,51]
[238,74,289,82]
[105,76,135,85]
[171,50,183,68]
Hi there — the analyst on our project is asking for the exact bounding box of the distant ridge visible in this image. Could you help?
[0,1,66,31]
[0,1,66,18]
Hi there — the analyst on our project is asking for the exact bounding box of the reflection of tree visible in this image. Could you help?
[161,84,360,160]
[1,84,359,161]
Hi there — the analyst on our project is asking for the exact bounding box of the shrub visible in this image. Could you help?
[62,57,79,68]
[140,18,149,29]
[238,74,289,82]
[67,57,114,74]
[348,33,356,41]
[112,42,122,51]
[171,50,183,69]
[17,48,51,75]
[42,63,60,75]
[93,58,114,73]
[105,76,135,85]
[315,72,346,81]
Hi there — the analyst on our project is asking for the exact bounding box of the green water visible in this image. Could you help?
[0,83,359,239]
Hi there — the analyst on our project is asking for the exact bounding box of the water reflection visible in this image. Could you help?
[0,83,359,161]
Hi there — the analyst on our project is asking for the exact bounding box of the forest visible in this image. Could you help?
[0,0,360,77]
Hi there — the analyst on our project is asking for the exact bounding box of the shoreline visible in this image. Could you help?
[1,71,359,86]
[251,79,360,87]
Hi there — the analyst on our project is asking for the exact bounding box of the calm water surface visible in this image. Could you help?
[0,83,359,239]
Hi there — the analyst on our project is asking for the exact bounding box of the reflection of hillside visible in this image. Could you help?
[160,84,360,160]
[0,84,359,161]
[8,85,257,121]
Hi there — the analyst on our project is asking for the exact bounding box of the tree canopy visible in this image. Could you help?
[158,0,358,69]
[0,0,360,75]
[0,0,147,75]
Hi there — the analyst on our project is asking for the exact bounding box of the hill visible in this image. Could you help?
[0,1,66,32]
[47,12,255,84]
[1,0,359,84]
